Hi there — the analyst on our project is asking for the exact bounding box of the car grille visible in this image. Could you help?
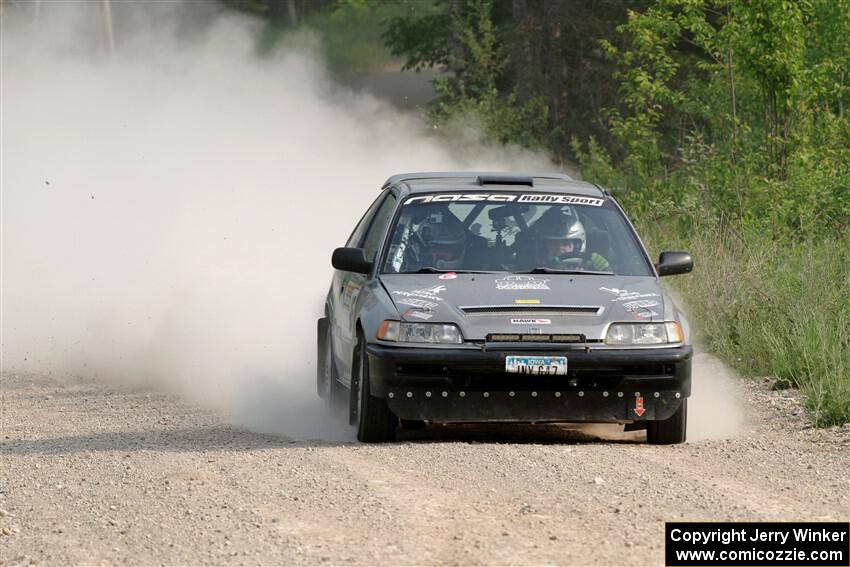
[485,333,585,343]
[459,305,602,315]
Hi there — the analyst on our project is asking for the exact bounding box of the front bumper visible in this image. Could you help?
[366,343,692,423]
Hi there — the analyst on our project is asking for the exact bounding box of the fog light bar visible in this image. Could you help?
[486,333,586,343]
[521,334,551,342]
[552,334,583,343]
[488,333,521,342]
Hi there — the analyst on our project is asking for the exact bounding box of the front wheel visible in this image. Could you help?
[647,399,687,445]
[352,336,397,443]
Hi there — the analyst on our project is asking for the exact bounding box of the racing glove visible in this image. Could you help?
[589,253,610,271]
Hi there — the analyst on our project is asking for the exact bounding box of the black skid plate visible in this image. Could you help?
[386,389,684,423]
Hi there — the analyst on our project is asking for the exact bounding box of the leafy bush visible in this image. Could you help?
[637,214,850,427]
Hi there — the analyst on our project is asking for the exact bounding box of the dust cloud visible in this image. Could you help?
[687,351,746,441]
[1,2,550,441]
[666,283,746,441]
[579,349,748,443]
[2,3,741,444]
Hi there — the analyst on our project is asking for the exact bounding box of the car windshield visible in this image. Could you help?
[380,192,653,276]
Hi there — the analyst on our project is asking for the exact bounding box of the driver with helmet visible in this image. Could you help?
[416,211,468,269]
[534,208,610,271]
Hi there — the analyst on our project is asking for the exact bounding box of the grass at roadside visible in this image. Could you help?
[640,217,850,427]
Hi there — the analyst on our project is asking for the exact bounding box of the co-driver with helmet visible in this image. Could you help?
[415,211,468,270]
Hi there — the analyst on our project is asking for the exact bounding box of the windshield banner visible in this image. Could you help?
[403,193,604,206]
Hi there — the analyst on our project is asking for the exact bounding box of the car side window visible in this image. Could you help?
[345,190,389,248]
[361,193,397,260]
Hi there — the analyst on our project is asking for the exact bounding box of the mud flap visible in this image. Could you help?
[317,317,329,387]
[348,345,360,426]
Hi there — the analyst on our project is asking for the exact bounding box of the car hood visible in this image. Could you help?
[379,273,669,341]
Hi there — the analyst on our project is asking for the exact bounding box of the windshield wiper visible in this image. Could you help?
[405,267,502,274]
[516,267,615,275]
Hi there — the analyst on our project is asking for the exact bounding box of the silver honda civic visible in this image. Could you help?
[318,172,694,444]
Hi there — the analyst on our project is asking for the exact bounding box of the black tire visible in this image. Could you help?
[352,335,397,443]
[647,399,687,445]
[317,318,344,409]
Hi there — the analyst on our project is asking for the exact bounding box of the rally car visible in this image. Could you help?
[317,172,694,444]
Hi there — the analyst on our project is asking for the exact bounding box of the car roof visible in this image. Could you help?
[382,171,607,198]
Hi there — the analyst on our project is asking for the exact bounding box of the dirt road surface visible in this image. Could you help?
[1,365,848,566]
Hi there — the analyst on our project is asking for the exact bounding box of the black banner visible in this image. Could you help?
[666,522,849,566]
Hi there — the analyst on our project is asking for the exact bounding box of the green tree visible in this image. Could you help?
[734,0,808,175]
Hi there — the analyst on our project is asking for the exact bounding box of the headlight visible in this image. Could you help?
[377,320,463,344]
[605,322,683,345]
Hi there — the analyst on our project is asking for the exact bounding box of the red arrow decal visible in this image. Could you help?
[634,396,645,417]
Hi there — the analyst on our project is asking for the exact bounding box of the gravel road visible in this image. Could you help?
[1,361,848,566]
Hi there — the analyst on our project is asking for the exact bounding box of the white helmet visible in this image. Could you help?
[535,208,586,266]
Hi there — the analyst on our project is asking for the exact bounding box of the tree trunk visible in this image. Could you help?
[542,1,562,127]
[510,0,530,103]
[448,0,465,80]
[781,104,792,179]
[726,5,737,167]
[102,0,114,54]
[286,0,297,27]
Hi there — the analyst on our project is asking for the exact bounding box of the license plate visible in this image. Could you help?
[505,355,568,376]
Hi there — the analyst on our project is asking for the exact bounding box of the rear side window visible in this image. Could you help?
[361,194,397,260]
[346,190,389,248]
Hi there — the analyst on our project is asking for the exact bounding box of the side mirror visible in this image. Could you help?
[656,251,693,277]
[332,247,372,275]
